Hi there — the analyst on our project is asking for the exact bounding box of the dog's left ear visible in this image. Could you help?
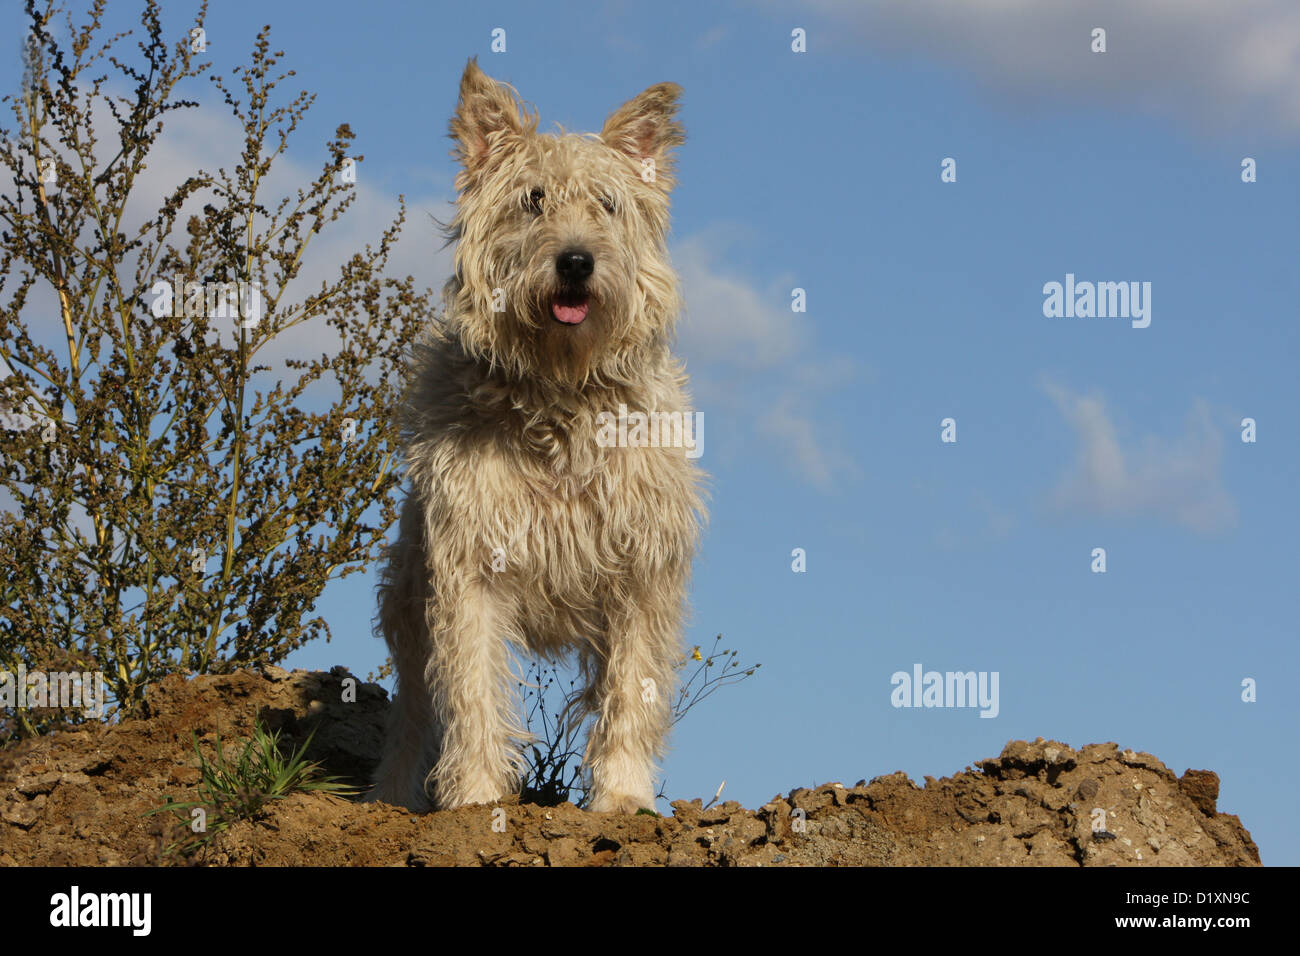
[600,83,684,190]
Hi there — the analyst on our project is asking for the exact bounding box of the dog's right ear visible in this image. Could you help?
[451,58,535,186]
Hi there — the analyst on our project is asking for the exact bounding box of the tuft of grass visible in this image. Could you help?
[518,634,760,809]
[517,663,587,808]
[145,722,357,856]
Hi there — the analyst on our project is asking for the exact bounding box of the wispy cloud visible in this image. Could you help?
[803,0,1300,136]
[1,87,448,530]
[674,233,860,490]
[1042,380,1236,532]
[123,100,451,364]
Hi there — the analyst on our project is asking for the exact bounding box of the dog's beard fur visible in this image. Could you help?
[369,59,703,816]
[444,230,630,388]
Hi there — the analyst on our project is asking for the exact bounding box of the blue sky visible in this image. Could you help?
[4,1,1297,864]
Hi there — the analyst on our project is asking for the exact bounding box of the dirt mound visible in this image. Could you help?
[0,667,1260,866]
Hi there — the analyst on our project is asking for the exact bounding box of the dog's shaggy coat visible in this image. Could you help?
[368,60,704,814]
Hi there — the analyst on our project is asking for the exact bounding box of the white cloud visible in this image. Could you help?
[675,232,799,368]
[804,0,1300,135]
[120,101,451,369]
[1,86,449,532]
[674,233,859,490]
[1043,381,1236,532]
[11,87,450,377]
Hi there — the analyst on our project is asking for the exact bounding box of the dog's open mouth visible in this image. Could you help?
[551,291,590,325]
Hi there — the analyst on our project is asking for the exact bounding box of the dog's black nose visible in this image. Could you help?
[555,249,594,283]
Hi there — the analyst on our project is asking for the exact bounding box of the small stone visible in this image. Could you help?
[15,772,62,796]
[1179,769,1219,817]
[169,766,201,786]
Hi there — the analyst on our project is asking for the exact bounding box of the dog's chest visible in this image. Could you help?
[490,415,682,573]
[512,415,625,519]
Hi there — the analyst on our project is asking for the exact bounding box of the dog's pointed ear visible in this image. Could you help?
[600,83,684,190]
[450,58,534,183]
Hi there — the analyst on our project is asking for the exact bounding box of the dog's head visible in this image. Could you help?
[444,58,683,387]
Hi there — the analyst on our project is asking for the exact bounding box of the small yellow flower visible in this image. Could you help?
[691,647,702,662]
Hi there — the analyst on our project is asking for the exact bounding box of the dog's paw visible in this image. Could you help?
[436,776,515,810]
[438,794,503,811]
[587,790,655,815]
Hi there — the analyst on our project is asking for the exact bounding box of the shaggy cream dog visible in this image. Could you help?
[369,60,704,814]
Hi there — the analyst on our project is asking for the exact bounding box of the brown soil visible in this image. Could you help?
[0,667,1261,866]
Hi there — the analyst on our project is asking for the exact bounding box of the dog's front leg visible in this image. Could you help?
[425,577,524,809]
[585,596,680,814]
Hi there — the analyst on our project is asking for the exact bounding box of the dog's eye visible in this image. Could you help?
[599,196,616,214]
[525,187,545,214]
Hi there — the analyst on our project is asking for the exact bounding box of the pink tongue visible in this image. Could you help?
[552,301,589,324]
